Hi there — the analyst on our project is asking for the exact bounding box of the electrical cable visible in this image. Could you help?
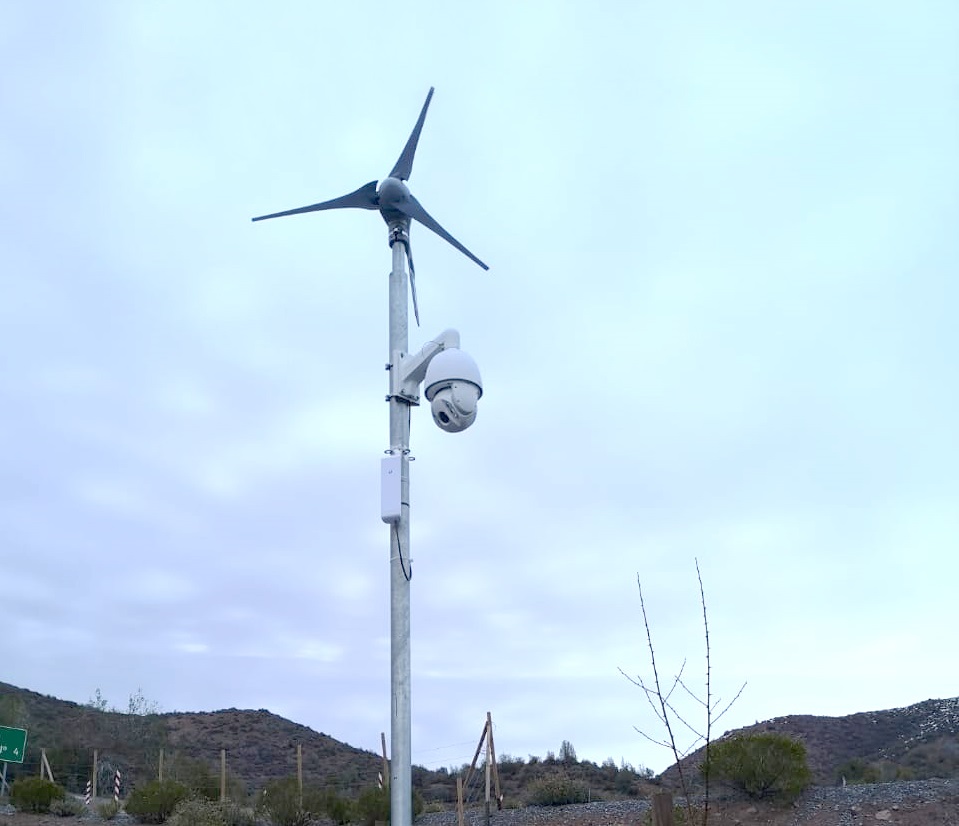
[392,522,412,581]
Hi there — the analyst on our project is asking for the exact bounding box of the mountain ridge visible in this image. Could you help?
[3,680,958,803]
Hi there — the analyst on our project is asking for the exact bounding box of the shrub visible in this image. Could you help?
[703,733,811,801]
[167,798,226,826]
[527,774,589,806]
[323,789,353,825]
[167,756,220,800]
[354,786,389,826]
[835,758,880,785]
[50,796,86,817]
[255,777,327,826]
[10,777,66,813]
[125,780,191,823]
[163,799,256,826]
[219,801,256,826]
[614,771,639,796]
[98,800,121,820]
[353,785,423,826]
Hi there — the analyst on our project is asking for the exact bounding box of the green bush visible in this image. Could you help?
[167,756,220,800]
[703,733,811,801]
[527,774,589,806]
[835,758,881,785]
[353,786,423,826]
[355,786,389,826]
[98,800,121,820]
[164,798,256,826]
[169,798,225,826]
[49,797,87,817]
[256,777,328,826]
[167,797,226,826]
[125,780,191,823]
[10,777,67,813]
[324,788,353,825]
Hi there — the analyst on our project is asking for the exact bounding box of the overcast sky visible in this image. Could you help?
[2,2,957,778]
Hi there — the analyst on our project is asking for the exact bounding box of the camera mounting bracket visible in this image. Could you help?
[388,328,461,404]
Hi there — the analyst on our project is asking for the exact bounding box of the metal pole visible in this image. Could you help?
[388,218,412,826]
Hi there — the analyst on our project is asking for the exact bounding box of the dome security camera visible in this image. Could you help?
[423,348,483,433]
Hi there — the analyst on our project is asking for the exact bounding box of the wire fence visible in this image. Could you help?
[0,744,399,802]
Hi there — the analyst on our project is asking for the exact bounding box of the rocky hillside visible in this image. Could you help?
[3,680,957,805]
[665,696,959,787]
[0,682,381,794]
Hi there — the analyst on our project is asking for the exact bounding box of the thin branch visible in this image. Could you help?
[697,557,711,826]
[631,726,673,749]
[624,563,745,826]
[663,659,688,705]
[618,668,669,724]
[662,698,706,741]
[635,575,696,826]
[677,676,709,709]
[711,682,748,727]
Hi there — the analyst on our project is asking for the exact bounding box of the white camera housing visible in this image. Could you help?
[423,348,483,433]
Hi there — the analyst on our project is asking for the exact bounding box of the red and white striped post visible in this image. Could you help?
[113,769,121,803]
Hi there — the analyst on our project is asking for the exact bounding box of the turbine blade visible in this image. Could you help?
[400,195,489,270]
[251,181,379,222]
[408,248,421,327]
[390,88,434,181]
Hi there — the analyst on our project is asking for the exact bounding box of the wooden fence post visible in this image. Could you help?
[486,711,502,809]
[40,749,55,782]
[220,749,226,802]
[92,750,98,800]
[297,744,303,808]
[380,732,390,790]
[652,792,674,826]
[456,776,465,826]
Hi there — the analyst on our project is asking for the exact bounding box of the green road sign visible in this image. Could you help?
[0,726,27,763]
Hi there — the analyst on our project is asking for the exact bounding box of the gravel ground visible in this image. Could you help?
[417,799,651,826]
[416,779,959,825]
[3,780,958,826]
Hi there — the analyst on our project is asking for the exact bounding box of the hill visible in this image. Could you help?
[664,696,959,789]
[3,680,958,809]
[0,682,380,795]
[0,682,653,804]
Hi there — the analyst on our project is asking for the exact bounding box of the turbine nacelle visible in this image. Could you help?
[377,177,413,221]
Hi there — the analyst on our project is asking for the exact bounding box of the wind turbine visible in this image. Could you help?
[252,89,487,826]
[252,86,488,325]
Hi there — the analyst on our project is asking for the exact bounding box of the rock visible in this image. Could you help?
[875,811,892,821]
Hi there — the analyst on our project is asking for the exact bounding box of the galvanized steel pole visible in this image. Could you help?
[387,218,413,826]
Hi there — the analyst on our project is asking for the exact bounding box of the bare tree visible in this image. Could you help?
[621,559,745,825]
